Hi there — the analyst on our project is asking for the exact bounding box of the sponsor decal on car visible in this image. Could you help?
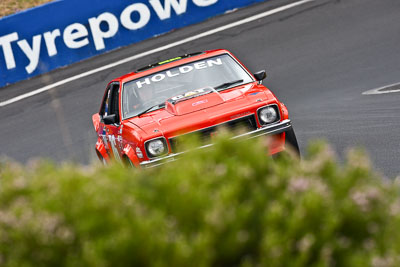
[192,99,209,106]
[135,58,222,89]
[168,87,214,104]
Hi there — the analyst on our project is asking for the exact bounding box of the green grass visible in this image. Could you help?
[0,0,53,18]
[1,135,400,266]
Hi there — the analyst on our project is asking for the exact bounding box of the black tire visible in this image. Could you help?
[96,149,107,165]
[123,155,136,168]
[285,128,300,157]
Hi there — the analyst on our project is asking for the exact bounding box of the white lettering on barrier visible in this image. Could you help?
[0,0,219,75]
[149,0,188,20]
[43,29,61,57]
[0,32,18,70]
[63,23,89,49]
[89,12,119,51]
[17,35,41,74]
[120,3,151,30]
[193,0,218,7]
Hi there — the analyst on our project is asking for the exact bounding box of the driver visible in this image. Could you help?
[137,87,154,103]
[132,85,155,111]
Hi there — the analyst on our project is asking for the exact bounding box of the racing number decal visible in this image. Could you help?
[102,123,122,163]
[108,134,122,162]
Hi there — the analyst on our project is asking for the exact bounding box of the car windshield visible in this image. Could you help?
[122,54,254,119]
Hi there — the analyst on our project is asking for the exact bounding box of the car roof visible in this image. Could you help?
[112,49,232,84]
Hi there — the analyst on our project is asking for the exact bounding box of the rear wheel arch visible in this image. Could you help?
[96,149,108,165]
[95,138,110,164]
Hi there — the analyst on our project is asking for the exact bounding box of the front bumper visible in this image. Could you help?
[140,119,292,168]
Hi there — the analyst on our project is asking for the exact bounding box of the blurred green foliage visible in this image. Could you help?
[1,135,400,267]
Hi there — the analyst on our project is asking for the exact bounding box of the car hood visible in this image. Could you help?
[126,83,272,138]
[165,87,225,116]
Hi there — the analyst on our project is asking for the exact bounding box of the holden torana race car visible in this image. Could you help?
[92,49,299,167]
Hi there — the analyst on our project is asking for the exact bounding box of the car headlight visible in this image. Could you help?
[258,105,279,125]
[145,138,167,158]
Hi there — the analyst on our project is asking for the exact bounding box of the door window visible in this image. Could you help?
[100,82,120,123]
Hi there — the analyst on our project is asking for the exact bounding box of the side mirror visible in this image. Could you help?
[253,70,267,82]
[103,114,117,125]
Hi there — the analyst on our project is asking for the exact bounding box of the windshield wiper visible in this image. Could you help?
[136,103,164,117]
[214,79,244,90]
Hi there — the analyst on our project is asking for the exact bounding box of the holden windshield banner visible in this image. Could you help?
[0,0,267,88]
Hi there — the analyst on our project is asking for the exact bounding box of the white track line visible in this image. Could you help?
[362,82,400,95]
[0,0,315,107]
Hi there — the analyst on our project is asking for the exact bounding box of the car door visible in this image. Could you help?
[99,82,123,162]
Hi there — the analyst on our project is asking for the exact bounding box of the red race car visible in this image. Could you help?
[92,49,299,167]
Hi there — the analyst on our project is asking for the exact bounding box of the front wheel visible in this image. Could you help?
[96,149,108,165]
[123,155,136,168]
[285,128,300,157]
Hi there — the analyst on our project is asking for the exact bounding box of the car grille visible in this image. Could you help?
[169,114,258,152]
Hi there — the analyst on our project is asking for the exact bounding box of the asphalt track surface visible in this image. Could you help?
[1,0,399,177]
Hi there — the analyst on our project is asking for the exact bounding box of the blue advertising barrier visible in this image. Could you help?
[0,0,267,88]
